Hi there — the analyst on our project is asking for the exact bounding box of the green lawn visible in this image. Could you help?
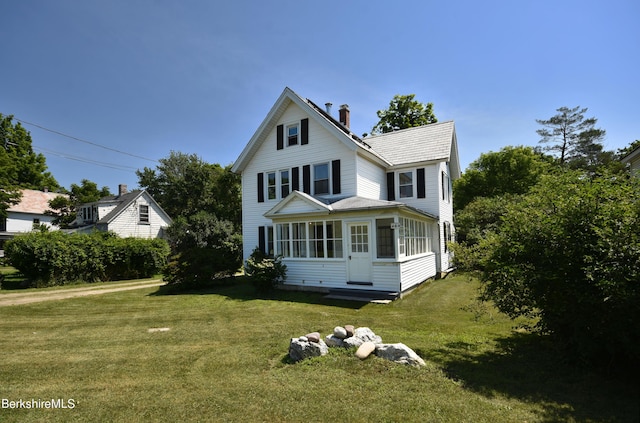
[0,273,636,422]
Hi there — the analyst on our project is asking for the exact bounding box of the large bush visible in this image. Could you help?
[464,170,640,368]
[163,212,242,287]
[5,231,169,286]
[244,248,287,293]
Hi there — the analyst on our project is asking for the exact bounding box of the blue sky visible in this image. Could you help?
[2,0,638,192]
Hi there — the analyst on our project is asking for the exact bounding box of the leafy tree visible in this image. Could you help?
[137,151,241,226]
[536,106,606,167]
[1,114,59,217]
[46,179,112,228]
[163,212,242,288]
[618,139,640,159]
[371,94,437,135]
[453,146,553,212]
[468,170,640,368]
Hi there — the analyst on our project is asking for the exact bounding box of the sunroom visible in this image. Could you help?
[261,191,439,295]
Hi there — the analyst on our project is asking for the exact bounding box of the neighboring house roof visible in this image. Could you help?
[95,190,172,225]
[231,87,461,179]
[7,189,67,214]
[621,145,640,165]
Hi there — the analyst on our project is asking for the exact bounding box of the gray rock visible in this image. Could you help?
[289,338,329,362]
[325,334,345,348]
[333,326,348,339]
[375,343,425,367]
[342,327,382,348]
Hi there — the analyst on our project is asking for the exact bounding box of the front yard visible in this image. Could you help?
[0,272,636,422]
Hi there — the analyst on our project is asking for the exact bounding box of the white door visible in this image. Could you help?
[348,223,372,283]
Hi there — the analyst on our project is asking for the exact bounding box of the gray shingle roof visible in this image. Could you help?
[365,121,455,166]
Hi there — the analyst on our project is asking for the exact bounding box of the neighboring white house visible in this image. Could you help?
[0,189,68,254]
[69,184,172,239]
[621,145,640,175]
[232,87,460,298]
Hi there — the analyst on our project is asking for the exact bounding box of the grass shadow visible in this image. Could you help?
[426,332,639,422]
[151,276,368,309]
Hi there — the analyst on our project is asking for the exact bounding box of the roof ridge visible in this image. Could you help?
[367,120,454,139]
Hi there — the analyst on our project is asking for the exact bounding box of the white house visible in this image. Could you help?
[232,87,460,298]
[69,184,172,239]
[621,145,640,175]
[1,189,68,252]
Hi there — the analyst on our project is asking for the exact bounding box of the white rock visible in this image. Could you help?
[355,341,376,359]
[289,338,328,362]
[333,326,348,339]
[343,327,382,348]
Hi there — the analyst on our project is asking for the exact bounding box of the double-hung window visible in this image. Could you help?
[313,163,330,195]
[399,171,413,198]
[287,124,299,146]
[139,205,149,223]
[267,172,277,200]
[280,170,290,198]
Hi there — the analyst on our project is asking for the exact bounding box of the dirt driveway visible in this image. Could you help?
[0,279,165,307]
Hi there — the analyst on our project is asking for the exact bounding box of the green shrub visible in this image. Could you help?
[5,231,169,286]
[163,212,242,288]
[244,248,287,293]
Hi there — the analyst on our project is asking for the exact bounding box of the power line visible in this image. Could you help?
[10,116,159,163]
[32,145,139,173]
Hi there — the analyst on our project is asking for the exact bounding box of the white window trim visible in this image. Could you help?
[313,162,331,196]
[398,170,415,199]
[286,123,299,147]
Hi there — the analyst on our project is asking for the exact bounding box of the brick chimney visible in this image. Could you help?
[339,104,350,128]
[119,184,128,196]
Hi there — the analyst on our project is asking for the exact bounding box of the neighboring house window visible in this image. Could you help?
[399,171,413,198]
[267,172,277,200]
[32,218,40,230]
[139,205,149,223]
[376,218,395,258]
[313,163,330,195]
[0,217,7,232]
[287,124,299,146]
[442,171,451,202]
[280,170,290,198]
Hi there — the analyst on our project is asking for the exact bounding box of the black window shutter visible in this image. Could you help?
[386,172,395,201]
[301,118,309,145]
[257,173,264,203]
[332,160,341,194]
[292,167,300,191]
[258,226,266,254]
[417,168,426,198]
[277,125,284,150]
[303,165,311,194]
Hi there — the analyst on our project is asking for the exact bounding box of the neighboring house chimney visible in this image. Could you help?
[339,104,350,128]
[325,102,333,114]
[119,184,127,196]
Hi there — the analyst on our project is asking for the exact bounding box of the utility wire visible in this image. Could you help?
[10,116,159,163]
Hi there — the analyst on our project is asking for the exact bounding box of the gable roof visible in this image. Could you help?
[365,121,461,178]
[79,190,171,225]
[264,190,437,220]
[232,87,460,179]
[231,87,389,173]
[8,189,68,215]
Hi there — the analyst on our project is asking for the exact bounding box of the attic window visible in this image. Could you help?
[139,205,149,223]
[287,124,299,146]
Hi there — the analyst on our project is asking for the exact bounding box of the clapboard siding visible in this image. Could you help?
[356,155,385,199]
[105,194,171,239]
[282,260,348,289]
[400,253,437,291]
[240,102,357,260]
